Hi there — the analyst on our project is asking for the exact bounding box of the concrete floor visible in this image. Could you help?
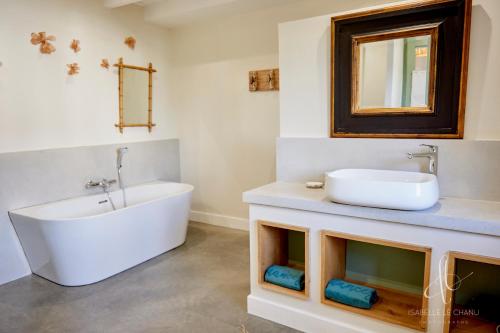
[0,222,300,333]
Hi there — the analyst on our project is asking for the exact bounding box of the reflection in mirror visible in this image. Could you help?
[359,35,431,108]
[352,26,438,115]
[123,68,149,124]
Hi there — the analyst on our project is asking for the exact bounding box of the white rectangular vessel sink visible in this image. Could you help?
[325,169,439,210]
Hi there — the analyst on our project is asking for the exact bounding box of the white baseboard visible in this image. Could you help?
[190,210,249,231]
[247,295,362,333]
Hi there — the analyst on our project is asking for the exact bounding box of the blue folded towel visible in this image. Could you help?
[264,265,305,291]
[325,279,378,309]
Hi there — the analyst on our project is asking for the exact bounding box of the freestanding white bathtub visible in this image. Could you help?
[10,181,193,286]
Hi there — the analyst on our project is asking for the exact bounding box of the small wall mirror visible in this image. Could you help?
[354,26,438,114]
[114,58,156,133]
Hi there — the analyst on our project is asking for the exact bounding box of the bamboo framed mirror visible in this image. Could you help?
[114,58,157,133]
[331,0,472,138]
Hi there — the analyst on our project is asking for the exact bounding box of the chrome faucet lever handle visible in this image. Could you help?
[419,144,438,152]
[85,180,100,189]
[100,179,117,188]
[105,179,117,185]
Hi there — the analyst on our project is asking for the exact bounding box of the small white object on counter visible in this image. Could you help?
[306,181,324,189]
[325,169,439,210]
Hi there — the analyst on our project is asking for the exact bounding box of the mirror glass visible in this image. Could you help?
[122,68,149,124]
[358,35,432,110]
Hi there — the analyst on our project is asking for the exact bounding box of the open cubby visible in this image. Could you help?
[257,220,309,299]
[320,230,431,331]
[444,252,500,333]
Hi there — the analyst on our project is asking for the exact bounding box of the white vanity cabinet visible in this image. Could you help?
[244,182,500,333]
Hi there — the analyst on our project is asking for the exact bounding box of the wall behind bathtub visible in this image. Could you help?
[0,0,176,285]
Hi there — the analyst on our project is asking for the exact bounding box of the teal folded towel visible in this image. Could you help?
[325,279,378,309]
[264,265,305,291]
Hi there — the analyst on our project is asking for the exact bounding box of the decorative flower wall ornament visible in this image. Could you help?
[101,59,110,69]
[70,39,81,53]
[67,63,80,75]
[124,36,136,49]
[30,32,56,54]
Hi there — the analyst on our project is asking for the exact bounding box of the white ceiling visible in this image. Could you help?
[104,0,303,27]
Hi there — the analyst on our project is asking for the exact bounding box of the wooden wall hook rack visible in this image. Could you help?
[249,68,279,92]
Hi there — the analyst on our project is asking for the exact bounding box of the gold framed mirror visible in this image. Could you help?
[331,0,472,138]
[114,58,156,133]
[352,24,439,115]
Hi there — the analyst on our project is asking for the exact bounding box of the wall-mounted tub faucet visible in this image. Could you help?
[85,179,117,190]
[86,179,117,210]
[407,144,438,176]
[117,147,129,207]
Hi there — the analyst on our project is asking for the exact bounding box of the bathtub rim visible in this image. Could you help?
[9,180,194,223]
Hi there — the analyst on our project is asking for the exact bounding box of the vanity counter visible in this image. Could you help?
[243,182,500,237]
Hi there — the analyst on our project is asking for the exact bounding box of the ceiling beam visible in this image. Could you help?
[144,0,237,25]
[104,0,143,8]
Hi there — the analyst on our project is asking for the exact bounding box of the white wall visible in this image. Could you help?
[170,19,280,223]
[0,0,176,154]
[279,0,500,139]
[170,0,390,225]
[0,0,175,285]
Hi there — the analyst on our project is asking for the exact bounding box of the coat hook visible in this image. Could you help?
[249,71,257,91]
[268,70,274,90]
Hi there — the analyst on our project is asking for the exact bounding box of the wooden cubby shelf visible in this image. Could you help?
[444,252,500,333]
[320,231,432,331]
[257,220,309,299]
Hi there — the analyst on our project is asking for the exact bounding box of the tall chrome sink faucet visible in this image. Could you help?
[117,147,129,207]
[407,144,438,175]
